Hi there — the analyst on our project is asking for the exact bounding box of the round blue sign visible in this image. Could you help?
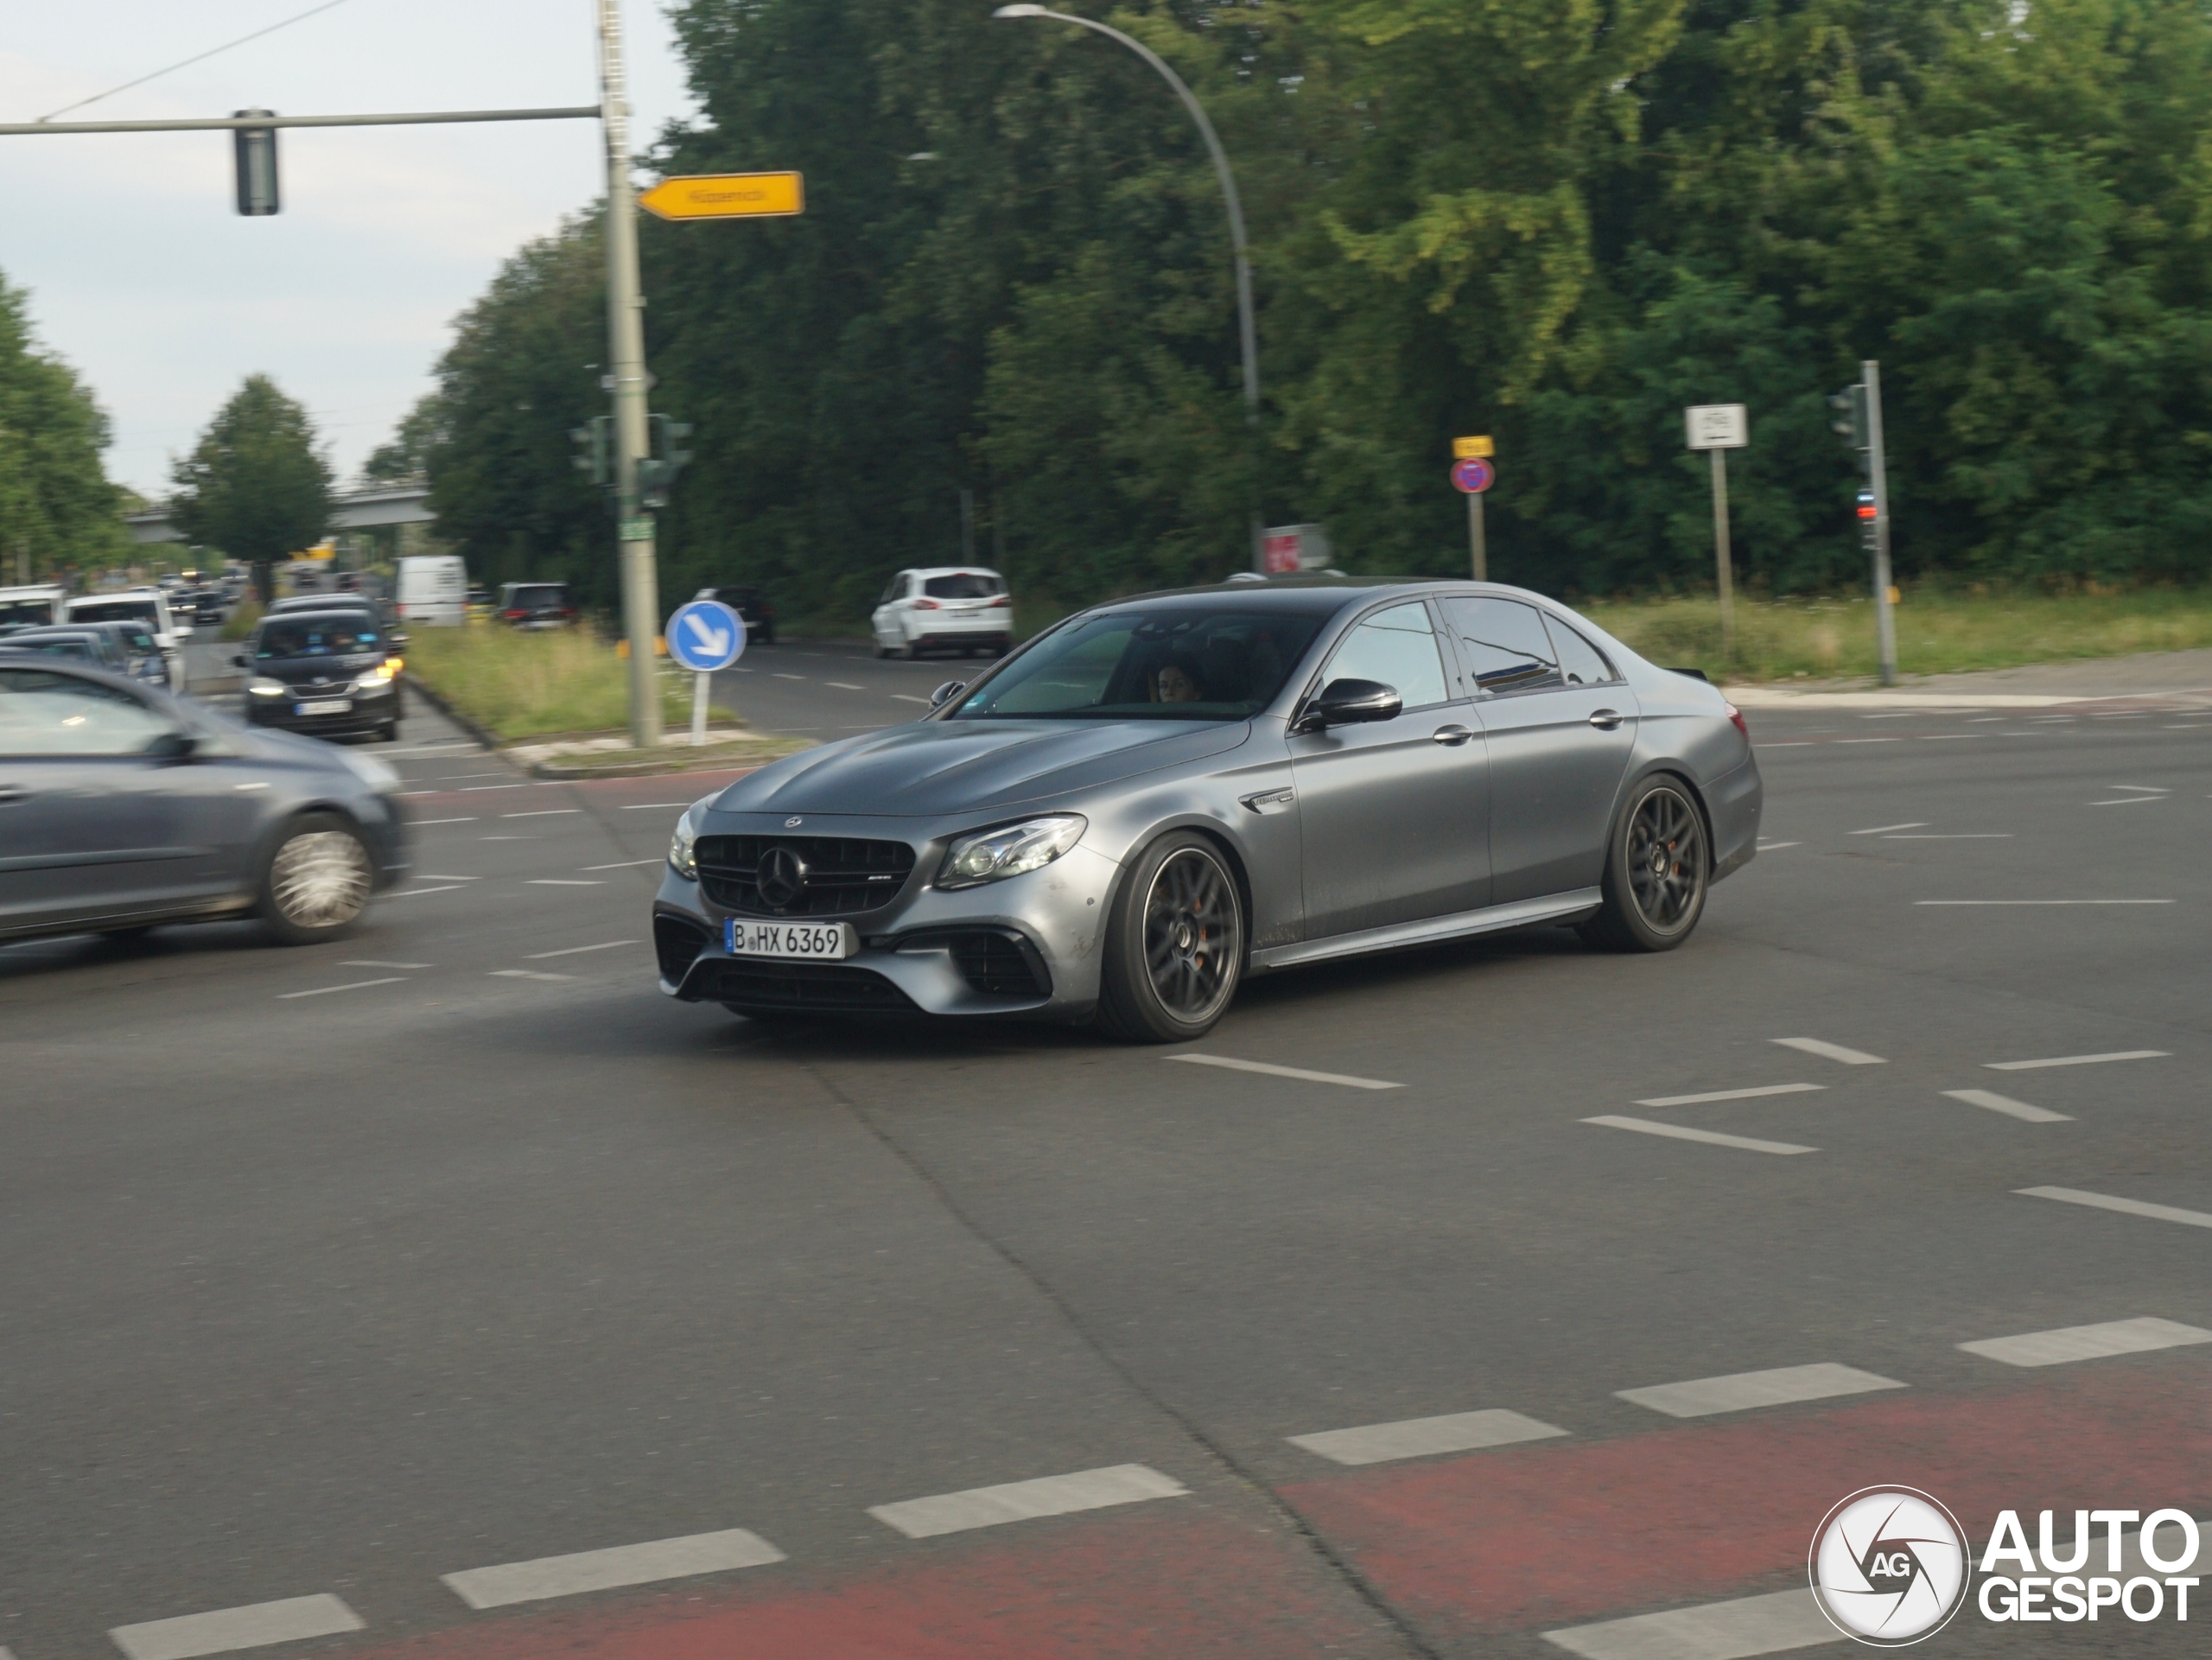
[1451,456,1496,494]
[665,599,746,672]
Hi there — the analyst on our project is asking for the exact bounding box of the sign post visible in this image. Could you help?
[1684,404,1748,666]
[664,598,746,746]
[1451,441,1495,581]
[1861,361,1897,686]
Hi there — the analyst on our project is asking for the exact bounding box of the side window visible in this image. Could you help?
[1320,601,1449,709]
[1440,597,1564,694]
[0,669,175,757]
[1544,615,1618,686]
[877,576,901,606]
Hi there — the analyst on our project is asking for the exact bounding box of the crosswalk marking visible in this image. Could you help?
[1288,1408,1567,1466]
[868,1464,1186,1539]
[1584,1116,1816,1155]
[1959,1317,2212,1369]
[109,1595,363,1660]
[1771,1039,1884,1065]
[1941,1088,2069,1123]
[1617,1363,1905,1420]
[442,1528,785,1609]
[1544,1588,1840,1660]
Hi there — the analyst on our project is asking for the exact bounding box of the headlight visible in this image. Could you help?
[248,677,288,696]
[936,815,1087,889]
[339,750,401,793]
[354,665,394,690]
[667,792,718,880]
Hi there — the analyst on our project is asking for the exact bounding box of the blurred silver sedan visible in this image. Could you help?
[653,578,1761,1041]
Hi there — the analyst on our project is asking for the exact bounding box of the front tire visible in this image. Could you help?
[257,812,374,944]
[1095,832,1246,1043]
[1581,776,1709,952]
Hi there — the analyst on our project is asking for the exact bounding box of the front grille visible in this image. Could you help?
[654,913,712,982]
[696,835,917,918]
[701,960,918,1014]
[946,932,1050,998]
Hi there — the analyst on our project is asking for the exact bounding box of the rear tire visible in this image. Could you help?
[1095,832,1246,1043]
[1581,775,1709,952]
[257,812,374,945]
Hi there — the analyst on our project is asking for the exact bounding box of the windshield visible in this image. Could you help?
[69,599,160,626]
[510,585,568,608]
[0,598,58,628]
[257,619,379,658]
[923,573,1004,600]
[951,606,1323,722]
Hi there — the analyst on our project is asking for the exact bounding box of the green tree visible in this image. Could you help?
[0,271,127,583]
[171,375,333,601]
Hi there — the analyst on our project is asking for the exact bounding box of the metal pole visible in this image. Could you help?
[1711,448,1734,668]
[1468,493,1486,582]
[1863,359,1897,686]
[994,7,1261,564]
[690,671,709,747]
[597,0,661,747]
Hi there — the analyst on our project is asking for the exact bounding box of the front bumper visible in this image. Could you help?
[246,681,398,737]
[652,830,1120,1021]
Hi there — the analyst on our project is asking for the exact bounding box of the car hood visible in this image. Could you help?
[262,654,382,681]
[711,719,1252,817]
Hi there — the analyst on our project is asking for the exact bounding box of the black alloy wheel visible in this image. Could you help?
[1583,776,1709,952]
[1096,831,1245,1042]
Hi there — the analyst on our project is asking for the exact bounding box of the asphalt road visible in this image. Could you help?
[3,676,2209,1659]
[710,637,997,736]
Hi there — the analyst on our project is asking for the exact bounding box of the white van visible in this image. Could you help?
[0,584,66,632]
[397,555,467,627]
[65,588,188,689]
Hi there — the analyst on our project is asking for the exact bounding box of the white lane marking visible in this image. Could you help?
[385,885,467,899]
[892,694,932,704]
[772,673,804,680]
[1942,1089,2069,1123]
[526,879,604,887]
[526,939,639,959]
[1960,1316,2212,1369]
[868,1463,1186,1540]
[276,977,406,1000]
[1756,841,1802,849]
[1632,1084,1824,1107]
[409,817,478,826]
[1884,833,2012,839]
[825,681,863,690]
[393,790,437,798]
[341,960,432,970]
[1758,741,1813,747]
[1771,1038,1885,1066]
[427,772,517,782]
[479,836,533,842]
[109,1594,363,1660]
[1164,1053,1402,1091]
[441,1528,785,1610]
[1542,1588,1835,1660]
[620,803,691,810]
[415,874,480,881]
[1917,900,2173,906]
[584,859,663,870]
[460,783,529,792]
[1849,822,1928,835]
[2018,1186,2212,1230]
[2089,795,2166,806]
[2108,784,2171,793]
[1835,737,1899,743]
[1582,1116,1817,1155]
[1920,734,1977,740]
[1618,1362,1905,1419]
[1287,1409,1567,1466]
[1986,1049,2169,1071]
[492,970,575,983]
[503,809,581,819]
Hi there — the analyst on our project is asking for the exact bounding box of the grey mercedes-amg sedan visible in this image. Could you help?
[652,578,1761,1041]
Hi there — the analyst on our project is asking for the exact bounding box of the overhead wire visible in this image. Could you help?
[37,0,353,124]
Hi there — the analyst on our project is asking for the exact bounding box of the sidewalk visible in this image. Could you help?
[1726,646,2212,709]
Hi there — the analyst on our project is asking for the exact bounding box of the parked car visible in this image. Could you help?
[655,577,1761,1041]
[235,610,403,743]
[496,581,577,629]
[0,584,67,633]
[397,555,467,628]
[870,567,1012,659]
[0,658,408,945]
[64,588,189,690]
[694,585,777,645]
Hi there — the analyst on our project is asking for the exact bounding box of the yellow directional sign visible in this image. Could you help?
[1452,435,1494,460]
[639,172,804,221]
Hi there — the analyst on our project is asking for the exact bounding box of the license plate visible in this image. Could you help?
[724,918,855,960]
[296,699,351,716]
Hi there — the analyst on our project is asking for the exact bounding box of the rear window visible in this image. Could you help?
[509,585,569,609]
[257,619,379,658]
[68,599,160,626]
[923,573,1004,600]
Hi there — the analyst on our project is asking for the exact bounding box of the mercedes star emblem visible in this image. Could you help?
[785,816,804,827]
[757,846,808,909]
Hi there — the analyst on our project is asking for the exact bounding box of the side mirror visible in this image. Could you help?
[391,632,410,647]
[146,730,200,762]
[929,680,966,709]
[1294,677,1402,733]
[232,653,249,668]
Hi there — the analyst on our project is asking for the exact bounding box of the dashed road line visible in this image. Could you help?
[526,879,604,887]
[276,977,406,1000]
[583,858,663,870]
[1959,1316,2212,1369]
[503,809,580,819]
[415,874,480,882]
[2018,1186,2212,1231]
[868,1463,1186,1539]
[1771,1038,1885,1065]
[409,817,477,826]
[442,1528,785,1610]
[1884,833,2011,839]
[1164,1053,1402,1091]
[525,939,639,959]
[459,783,529,792]
[1632,1084,1824,1107]
[1986,1049,2168,1071]
[772,673,804,680]
[1917,900,2173,906]
[385,885,467,899]
[492,970,575,983]
[1582,1116,1817,1155]
[1617,1362,1905,1420]
[1942,1088,2069,1123]
[2089,795,2167,806]
[825,681,863,690]
[620,802,691,810]
[1288,1409,1567,1466]
[1756,840,1801,849]
[1544,1588,1834,1660]
[341,960,432,970]
[891,694,932,704]
[1849,822,1928,835]
[109,1594,363,1660]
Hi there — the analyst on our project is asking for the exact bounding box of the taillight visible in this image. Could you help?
[1725,700,1749,741]
[504,608,526,619]
[988,595,1011,607]
[912,598,941,610]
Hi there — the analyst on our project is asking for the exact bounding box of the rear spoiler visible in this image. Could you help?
[1667,666,1710,683]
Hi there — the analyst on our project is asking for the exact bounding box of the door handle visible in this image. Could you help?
[1588,709,1624,731]
[1431,724,1474,746]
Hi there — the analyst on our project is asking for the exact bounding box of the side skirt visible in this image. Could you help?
[1248,888,1603,975]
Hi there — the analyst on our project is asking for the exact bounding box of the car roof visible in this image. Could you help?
[1090,575,1587,619]
[907,567,1002,578]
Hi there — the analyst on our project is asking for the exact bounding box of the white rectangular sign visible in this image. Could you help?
[1685,404,1748,450]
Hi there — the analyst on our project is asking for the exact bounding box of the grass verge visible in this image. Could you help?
[404,625,690,741]
[1580,586,2212,683]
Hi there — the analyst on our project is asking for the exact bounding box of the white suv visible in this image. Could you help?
[870,568,1012,659]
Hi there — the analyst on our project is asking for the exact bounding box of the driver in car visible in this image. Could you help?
[1155,663,1203,703]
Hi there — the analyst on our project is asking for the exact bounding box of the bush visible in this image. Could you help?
[219,600,263,642]
[404,625,690,740]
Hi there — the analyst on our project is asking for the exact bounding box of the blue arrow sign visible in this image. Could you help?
[665,598,746,672]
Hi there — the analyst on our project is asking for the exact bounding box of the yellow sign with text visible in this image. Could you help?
[1452,435,1494,460]
[639,172,804,221]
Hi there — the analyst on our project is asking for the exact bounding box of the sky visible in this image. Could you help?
[0,1,699,499]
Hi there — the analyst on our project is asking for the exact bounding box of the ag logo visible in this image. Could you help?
[1809,1487,1968,1645]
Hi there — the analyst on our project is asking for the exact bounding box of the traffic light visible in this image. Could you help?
[233,111,279,215]
[570,417,611,487]
[637,416,695,508]
[1857,489,1879,555]
[1828,384,1870,474]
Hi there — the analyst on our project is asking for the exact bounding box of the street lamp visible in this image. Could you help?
[992,3,1262,561]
